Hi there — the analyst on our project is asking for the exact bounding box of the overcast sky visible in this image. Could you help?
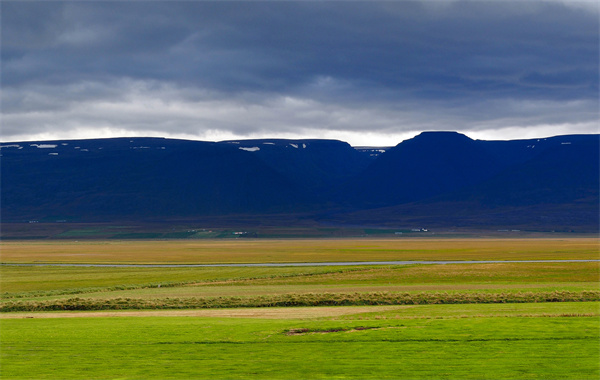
[2,1,598,146]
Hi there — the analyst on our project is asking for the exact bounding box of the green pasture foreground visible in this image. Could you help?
[1,303,599,379]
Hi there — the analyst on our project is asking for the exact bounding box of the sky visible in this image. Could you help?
[2,1,598,146]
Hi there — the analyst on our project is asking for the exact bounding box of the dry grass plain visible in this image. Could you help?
[1,237,598,263]
[3,262,597,302]
[2,238,598,305]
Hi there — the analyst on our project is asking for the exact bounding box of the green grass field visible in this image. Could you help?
[2,303,599,379]
[1,238,599,379]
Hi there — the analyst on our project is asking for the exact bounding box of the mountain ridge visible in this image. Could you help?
[2,132,597,231]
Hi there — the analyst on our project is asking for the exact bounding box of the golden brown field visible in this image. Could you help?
[1,238,598,264]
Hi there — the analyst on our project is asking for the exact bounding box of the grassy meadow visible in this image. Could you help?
[2,304,599,379]
[1,238,599,379]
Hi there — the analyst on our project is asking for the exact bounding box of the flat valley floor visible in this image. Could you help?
[1,237,598,379]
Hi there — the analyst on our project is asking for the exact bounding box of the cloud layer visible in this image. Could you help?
[2,1,598,145]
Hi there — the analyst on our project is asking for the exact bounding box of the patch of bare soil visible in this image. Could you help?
[285,326,379,335]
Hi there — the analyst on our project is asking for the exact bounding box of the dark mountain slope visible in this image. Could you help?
[325,135,599,230]
[1,138,310,221]
[462,138,599,207]
[220,139,371,192]
[1,133,597,230]
[339,131,502,208]
[475,134,597,169]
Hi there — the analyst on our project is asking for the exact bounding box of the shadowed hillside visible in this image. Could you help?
[1,133,597,231]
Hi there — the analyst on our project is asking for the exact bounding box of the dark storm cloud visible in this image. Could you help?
[1,1,598,144]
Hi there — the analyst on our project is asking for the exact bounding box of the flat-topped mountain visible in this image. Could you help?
[2,132,597,230]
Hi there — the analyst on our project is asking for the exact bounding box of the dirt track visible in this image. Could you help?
[0,305,407,319]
